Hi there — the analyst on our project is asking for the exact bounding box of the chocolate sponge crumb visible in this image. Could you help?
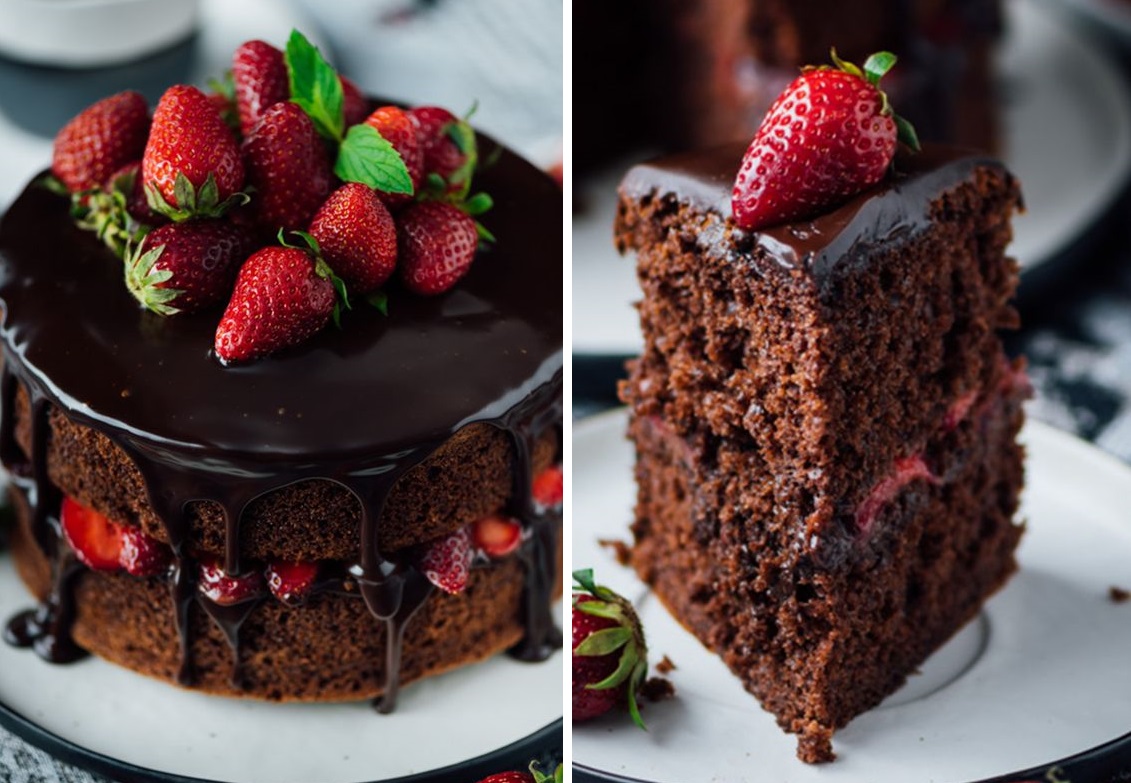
[598,538,633,566]
[641,676,675,702]
[655,654,676,674]
[1110,586,1130,604]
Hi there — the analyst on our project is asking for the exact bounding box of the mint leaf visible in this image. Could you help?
[335,124,413,195]
[366,290,389,316]
[284,29,344,141]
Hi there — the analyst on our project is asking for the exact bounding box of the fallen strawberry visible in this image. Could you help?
[232,39,290,136]
[471,514,522,558]
[198,558,265,605]
[731,50,918,231]
[265,560,319,605]
[213,243,338,365]
[243,101,334,234]
[125,220,252,315]
[573,568,648,728]
[475,762,562,783]
[308,183,397,293]
[398,201,479,295]
[119,526,172,577]
[60,497,124,571]
[142,84,246,221]
[51,91,149,194]
[416,526,472,594]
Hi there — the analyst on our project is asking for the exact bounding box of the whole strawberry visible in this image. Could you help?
[308,183,397,293]
[125,220,252,315]
[213,245,337,364]
[731,51,918,231]
[398,201,478,295]
[476,763,562,783]
[409,106,471,191]
[52,91,149,194]
[243,101,333,234]
[573,569,648,728]
[142,85,246,220]
[232,39,290,137]
[365,105,423,206]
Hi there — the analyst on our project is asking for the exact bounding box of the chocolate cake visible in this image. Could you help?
[616,144,1026,762]
[575,0,999,170]
[0,130,563,706]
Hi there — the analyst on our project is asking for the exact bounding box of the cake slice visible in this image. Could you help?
[615,141,1027,761]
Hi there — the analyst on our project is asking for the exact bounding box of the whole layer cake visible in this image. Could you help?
[576,0,999,169]
[0,114,563,705]
[616,145,1026,761]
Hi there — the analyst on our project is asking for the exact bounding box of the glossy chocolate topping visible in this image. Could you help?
[0,132,564,703]
[619,143,1007,288]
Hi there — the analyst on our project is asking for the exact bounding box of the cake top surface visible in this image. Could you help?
[0,136,562,467]
[620,143,1010,277]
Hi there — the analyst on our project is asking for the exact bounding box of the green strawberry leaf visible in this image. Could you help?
[625,660,648,730]
[529,762,563,783]
[464,192,493,216]
[475,221,496,245]
[895,114,921,152]
[863,51,898,86]
[285,29,344,142]
[574,626,631,657]
[366,290,389,316]
[335,124,413,195]
[38,174,70,196]
[125,243,182,316]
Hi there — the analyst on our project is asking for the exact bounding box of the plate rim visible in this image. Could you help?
[0,696,562,783]
[571,408,1131,781]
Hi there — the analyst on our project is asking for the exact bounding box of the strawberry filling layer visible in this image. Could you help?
[854,454,939,534]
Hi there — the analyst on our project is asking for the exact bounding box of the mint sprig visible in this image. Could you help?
[283,29,412,196]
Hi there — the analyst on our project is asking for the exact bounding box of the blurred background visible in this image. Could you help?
[573,0,1131,780]
[0,0,561,780]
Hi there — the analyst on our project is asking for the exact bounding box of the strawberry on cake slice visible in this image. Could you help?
[615,50,1026,762]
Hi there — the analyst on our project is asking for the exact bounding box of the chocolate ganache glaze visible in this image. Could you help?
[619,142,1009,296]
[0,132,563,707]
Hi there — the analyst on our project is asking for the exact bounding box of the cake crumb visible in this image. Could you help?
[1109,586,1130,604]
[598,538,632,566]
[640,676,675,702]
[655,654,676,674]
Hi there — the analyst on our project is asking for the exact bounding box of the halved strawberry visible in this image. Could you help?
[60,497,123,571]
[265,560,319,605]
[119,527,172,577]
[416,527,472,594]
[197,558,265,605]
[532,466,563,510]
[472,514,522,558]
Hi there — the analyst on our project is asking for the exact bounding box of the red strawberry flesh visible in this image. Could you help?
[119,527,172,577]
[365,105,423,205]
[417,527,472,594]
[232,39,289,137]
[471,514,522,558]
[308,182,397,293]
[265,560,319,604]
[532,466,563,510]
[198,558,265,605]
[398,201,478,296]
[60,497,123,571]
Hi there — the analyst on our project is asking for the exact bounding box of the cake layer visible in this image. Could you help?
[10,382,556,560]
[8,485,563,701]
[618,144,1021,569]
[628,373,1026,761]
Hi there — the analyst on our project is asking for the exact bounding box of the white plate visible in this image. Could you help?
[1048,0,1131,40]
[572,0,1131,356]
[573,409,1131,781]
[0,559,563,783]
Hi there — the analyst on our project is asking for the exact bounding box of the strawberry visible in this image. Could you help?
[364,105,423,206]
[416,526,472,595]
[731,51,918,231]
[476,763,562,783]
[60,497,123,571]
[308,183,397,293]
[243,101,334,233]
[409,106,471,189]
[531,466,563,511]
[69,162,151,259]
[197,557,265,605]
[232,39,290,137]
[265,560,319,605]
[125,220,252,315]
[340,76,370,128]
[471,514,522,558]
[573,569,648,728]
[213,245,337,365]
[51,91,149,194]
[119,527,172,577]
[398,201,478,295]
[141,85,246,221]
